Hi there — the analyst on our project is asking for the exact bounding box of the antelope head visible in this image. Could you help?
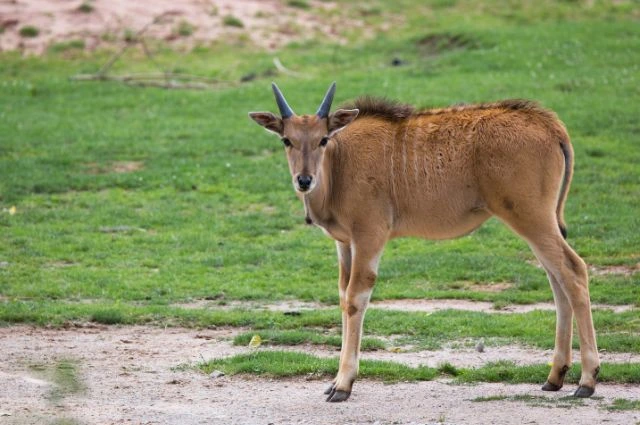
[249,82,359,194]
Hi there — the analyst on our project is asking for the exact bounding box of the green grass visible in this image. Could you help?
[176,20,195,37]
[200,351,439,382]
[199,351,640,384]
[77,2,94,13]
[29,359,86,402]
[287,0,310,9]
[608,398,640,411]
[1,303,637,353]
[18,26,39,38]
[473,394,589,408]
[222,15,244,28]
[0,0,638,385]
[49,40,86,54]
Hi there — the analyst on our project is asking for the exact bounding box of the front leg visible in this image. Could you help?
[326,239,384,402]
[324,241,351,397]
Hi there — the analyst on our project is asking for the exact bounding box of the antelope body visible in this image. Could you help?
[249,83,599,402]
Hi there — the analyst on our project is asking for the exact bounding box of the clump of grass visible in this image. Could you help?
[49,39,85,53]
[358,6,382,16]
[123,28,137,43]
[100,32,117,42]
[438,362,460,376]
[77,2,94,13]
[608,398,640,411]
[176,20,195,37]
[19,26,39,38]
[287,0,310,9]
[90,309,125,325]
[223,15,244,28]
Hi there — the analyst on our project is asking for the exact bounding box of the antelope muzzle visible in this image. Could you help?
[295,174,314,192]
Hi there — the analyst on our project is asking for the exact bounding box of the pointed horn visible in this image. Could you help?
[271,82,294,119]
[316,82,336,118]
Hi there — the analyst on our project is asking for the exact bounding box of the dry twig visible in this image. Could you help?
[70,13,302,89]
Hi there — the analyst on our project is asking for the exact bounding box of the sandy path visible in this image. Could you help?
[1,325,639,424]
[0,0,356,54]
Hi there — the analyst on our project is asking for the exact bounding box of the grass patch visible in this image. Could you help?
[223,15,244,28]
[474,394,587,408]
[176,20,195,37]
[287,0,310,9]
[29,359,86,402]
[200,351,438,382]
[608,398,640,411]
[456,361,640,385]
[77,2,94,13]
[437,362,460,376]
[89,309,125,325]
[49,40,86,53]
[199,351,640,385]
[18,26,39,37]
[1,302,638,353]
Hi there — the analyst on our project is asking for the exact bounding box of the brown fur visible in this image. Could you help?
[249,87,599,402]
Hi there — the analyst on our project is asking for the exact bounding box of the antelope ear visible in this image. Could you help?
[249,112,284,136]
[328,109,359,136]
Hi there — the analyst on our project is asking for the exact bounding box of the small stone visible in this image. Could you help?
[209,370,225,378]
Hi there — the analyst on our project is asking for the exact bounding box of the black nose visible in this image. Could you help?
[297,175,313,191]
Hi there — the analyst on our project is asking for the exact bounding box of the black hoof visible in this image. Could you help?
[541,381,562,392]
[323,383,335,395]
[574,386,595,398]
[326,389,350,402]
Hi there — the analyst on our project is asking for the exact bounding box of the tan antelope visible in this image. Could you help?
[249,82,599,402]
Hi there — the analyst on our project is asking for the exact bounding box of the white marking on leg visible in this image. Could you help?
[369,251,382,275]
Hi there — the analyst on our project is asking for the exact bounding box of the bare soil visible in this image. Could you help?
[175,298,637,314]
[1,324,639,425]
[0,0,365,54]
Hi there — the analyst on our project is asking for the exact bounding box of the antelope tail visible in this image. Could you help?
[557,139,574,240]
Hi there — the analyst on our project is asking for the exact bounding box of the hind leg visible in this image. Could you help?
[500,212,599,397]
[540,270,574,391]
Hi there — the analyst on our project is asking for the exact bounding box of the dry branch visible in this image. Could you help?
[70,13,301,90]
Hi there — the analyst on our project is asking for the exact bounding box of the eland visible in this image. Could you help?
[249,82,599,402]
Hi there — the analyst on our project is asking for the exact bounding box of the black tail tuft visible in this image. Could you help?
[559,224,567,240]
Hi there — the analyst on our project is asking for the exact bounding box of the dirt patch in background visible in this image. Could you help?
[0,0,377,54]
[174,298,637,314]
[1,325,639,424]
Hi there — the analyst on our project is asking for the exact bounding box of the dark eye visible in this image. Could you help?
[319,137,329,147]
[281,137,292,147]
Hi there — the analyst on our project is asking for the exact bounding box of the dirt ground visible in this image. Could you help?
[1,323,639,425]
[0,0,366,54]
